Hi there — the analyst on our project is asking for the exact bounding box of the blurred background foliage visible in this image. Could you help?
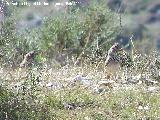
[0,0,160,67]
[0,0,120,67]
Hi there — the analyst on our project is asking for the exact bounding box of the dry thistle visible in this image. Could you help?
[20,51,36,68]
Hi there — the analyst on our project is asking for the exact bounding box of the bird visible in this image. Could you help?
[20,51,36,68]
[104,42,132,76]
[105,43,122,66]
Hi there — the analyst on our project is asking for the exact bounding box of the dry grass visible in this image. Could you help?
[1,53,160,119]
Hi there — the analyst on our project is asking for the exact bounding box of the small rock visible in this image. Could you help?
[138,105,150,110]
[98,80,115,88]
[73,75,86,82]
[147,86,159,92]
[46,82,54,87]
[46,82,64,89]
[145,79,159,85]
[39,82,45,87]
[14,82,22,88]
[125,74,142,84]
[92,85,105,94]
[81,80,92,87]
[132,74,141,80]
[138,105,143,110]
[127,79,139,84]
[69,75,93,87]
[63,102,77,110]
[84,116,92,120]
[144,105,150,110]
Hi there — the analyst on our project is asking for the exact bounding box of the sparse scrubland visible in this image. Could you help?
[1,0,160,120]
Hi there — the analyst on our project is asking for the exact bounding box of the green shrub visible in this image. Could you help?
[0,17,41,67]
[0,70,51,120]
[0,0,120,67]
[0,86,19,120]
[40,0,120,59]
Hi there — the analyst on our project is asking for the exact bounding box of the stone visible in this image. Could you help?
[98,80,115,88]
[63,102,77,110]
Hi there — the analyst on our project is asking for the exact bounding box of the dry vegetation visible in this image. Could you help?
[1,0,160,119]
[1,50,160,119]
